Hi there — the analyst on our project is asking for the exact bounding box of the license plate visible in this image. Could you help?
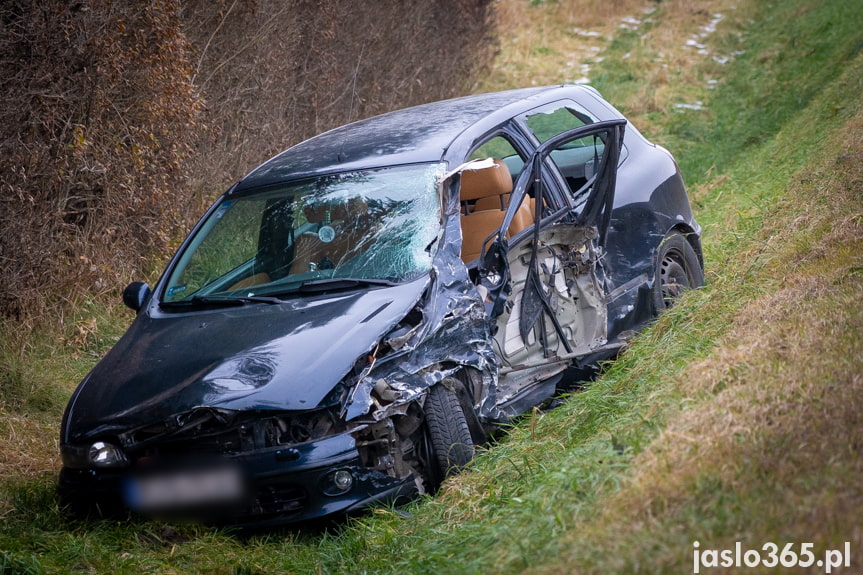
[124,465,246,512]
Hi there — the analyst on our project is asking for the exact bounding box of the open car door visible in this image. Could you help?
[478,120,626,417]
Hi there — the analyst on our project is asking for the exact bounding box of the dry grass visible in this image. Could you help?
[476,0,651,92]
[604,0,749,130]
[527,66,863,574]
[0,415,60,519]
[0,415,60,479]
[477,0,750,149]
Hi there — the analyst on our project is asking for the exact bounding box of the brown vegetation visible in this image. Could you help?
[476,0,651,93]
[0,0,203,321]
[0,0,496,324]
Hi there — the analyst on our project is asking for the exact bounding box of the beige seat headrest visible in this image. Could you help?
[459,159,513,202]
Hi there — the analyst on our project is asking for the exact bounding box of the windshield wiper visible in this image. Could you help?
[296,277,396,293]
[161,294,284,308]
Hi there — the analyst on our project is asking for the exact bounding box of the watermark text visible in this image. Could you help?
[693,541,851,573]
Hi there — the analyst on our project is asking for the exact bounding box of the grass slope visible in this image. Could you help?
[2,0,862,573]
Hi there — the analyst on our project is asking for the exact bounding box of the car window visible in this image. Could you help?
[521,102,597,143]
[164,163,444,301]
[166,198,268,300]
[469,135,525,178]
[545,132,609,208]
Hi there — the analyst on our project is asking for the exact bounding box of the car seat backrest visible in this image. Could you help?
[459,159,513,203]
[460,159,532,263]
[474,193,511,212]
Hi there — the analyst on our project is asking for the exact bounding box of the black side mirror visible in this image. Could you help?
[122,282,151,312]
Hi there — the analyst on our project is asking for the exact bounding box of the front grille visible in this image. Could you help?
[124,407,344,462]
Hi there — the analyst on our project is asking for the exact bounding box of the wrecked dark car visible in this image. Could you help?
[59,85,703,527]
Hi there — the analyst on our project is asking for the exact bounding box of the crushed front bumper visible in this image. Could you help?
[58,431,417,527]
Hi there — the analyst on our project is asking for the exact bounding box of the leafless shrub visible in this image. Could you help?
[0,0,202,320]
[181,0,497,186]
[0,0,496,324]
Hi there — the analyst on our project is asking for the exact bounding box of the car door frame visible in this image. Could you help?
[480,119,626,307]
[474,120,626,413]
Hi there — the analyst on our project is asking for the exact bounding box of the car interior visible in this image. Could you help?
[459,158,534,264]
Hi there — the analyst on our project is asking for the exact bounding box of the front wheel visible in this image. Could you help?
[424,382,475,485]
[653,232,704,311]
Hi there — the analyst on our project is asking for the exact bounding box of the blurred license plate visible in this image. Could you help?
[125,465,245,511]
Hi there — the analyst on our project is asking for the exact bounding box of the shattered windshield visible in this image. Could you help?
[163,163,444,302]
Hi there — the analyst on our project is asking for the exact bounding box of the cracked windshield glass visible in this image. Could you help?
[163,163,444,302]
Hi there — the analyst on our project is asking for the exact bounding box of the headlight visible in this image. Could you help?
[60,444,90,469]
[321,469,354,496]
[87,441,128,468]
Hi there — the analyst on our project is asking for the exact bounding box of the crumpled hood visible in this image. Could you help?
[63,278,429,443]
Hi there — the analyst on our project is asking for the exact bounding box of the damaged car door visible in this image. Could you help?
[478,120,625,416]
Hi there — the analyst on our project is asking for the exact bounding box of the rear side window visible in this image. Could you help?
[545,132,607,207]
[520,101,597,143]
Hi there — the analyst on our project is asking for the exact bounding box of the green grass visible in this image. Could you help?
[2,0,863,572]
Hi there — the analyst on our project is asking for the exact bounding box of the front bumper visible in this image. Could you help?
[58,431,417,527]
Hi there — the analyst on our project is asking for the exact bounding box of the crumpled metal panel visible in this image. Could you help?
[343,168,502,423]
[62,279,431,443]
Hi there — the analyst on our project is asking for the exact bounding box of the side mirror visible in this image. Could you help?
[122,282,151,312]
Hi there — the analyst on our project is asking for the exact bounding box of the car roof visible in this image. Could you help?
[231,85,602,193]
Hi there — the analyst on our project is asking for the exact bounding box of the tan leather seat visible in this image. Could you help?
[474,193,511,212]
[460,159,532,263]
[228,272,271,291]
[290,232,334,274]
[475,194,539,219]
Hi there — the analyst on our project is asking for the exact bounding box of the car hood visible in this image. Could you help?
[63,278,430,442]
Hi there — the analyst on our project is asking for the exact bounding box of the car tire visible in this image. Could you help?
[424,382,475,482]
[653,231,704,311]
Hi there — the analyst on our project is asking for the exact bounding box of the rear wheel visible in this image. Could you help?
[424,382,475,484]
[653,232,704,311]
